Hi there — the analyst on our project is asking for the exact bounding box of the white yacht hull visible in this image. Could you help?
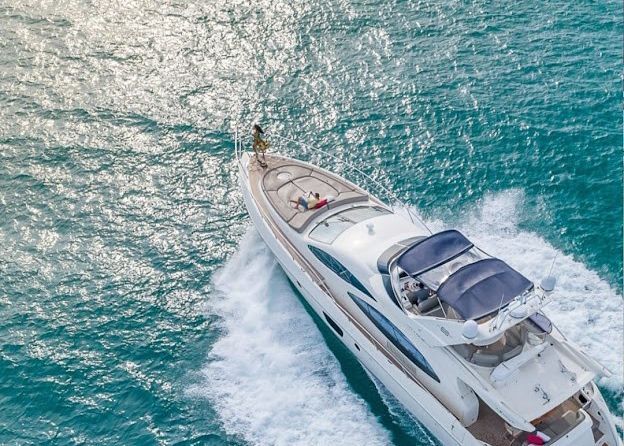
[236,150,621,446]
[238,156,480,446]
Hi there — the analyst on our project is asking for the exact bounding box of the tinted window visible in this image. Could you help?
[308,246,374,299]
[390,327,439,381]
[309,206,391,244]
[348,292,439,382]
[323,312,344,337]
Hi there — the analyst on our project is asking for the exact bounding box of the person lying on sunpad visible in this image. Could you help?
[290,192,319,210]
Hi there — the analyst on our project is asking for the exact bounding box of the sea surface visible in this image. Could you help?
[0,1,621,445]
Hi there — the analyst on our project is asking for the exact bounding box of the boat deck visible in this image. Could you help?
[249,153,370,232]
[466,397,585,446]
[467,400,523,446]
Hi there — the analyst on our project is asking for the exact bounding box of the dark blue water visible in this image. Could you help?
[0,1,621,444]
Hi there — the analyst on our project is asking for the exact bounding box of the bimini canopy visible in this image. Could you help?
[437,258,533,320]
[397,230,473,276]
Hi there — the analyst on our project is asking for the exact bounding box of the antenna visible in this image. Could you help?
[547,252,559,277]
[491,292,507,331]
[540,252,559,293]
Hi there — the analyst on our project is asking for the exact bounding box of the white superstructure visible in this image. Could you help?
[235,132,622,446]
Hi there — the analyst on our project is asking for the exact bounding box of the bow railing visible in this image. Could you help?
[234,127,432,234]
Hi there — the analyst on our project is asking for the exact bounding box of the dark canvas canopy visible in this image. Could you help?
[397,230,473,276]
[437,258,533,320]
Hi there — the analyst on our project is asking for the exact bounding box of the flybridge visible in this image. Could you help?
[397,230,533,321]
[410,291,553,348]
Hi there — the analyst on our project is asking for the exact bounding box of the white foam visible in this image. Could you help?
[189,230,390,446]
[363,370,438,445]
[422,189,623,390]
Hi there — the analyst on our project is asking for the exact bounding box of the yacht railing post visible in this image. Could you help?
[234,125,250,178]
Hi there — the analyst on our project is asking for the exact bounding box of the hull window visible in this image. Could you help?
[348,292,440,382]
[308,245,374,299]
[323,312,344,337]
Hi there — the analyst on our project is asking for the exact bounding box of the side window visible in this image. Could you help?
[323,312,344,337]
[308,245,374,299]
[348,292,440,382]
[390,325,439,382]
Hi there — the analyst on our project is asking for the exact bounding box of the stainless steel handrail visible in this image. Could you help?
[234,127,432,234]
[234,127,247,178]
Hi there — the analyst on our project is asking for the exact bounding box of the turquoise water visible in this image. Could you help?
[0,1,621,445]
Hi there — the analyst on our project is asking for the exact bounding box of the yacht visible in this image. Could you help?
[234,130,622,446]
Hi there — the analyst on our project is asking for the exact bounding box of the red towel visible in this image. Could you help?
[526,434,544,445]
[312,198,328,209]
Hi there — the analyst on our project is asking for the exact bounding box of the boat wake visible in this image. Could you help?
[364,370,439,445]
[188,231,391,446]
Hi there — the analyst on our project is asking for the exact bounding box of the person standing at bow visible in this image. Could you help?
[252,124,269,167]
